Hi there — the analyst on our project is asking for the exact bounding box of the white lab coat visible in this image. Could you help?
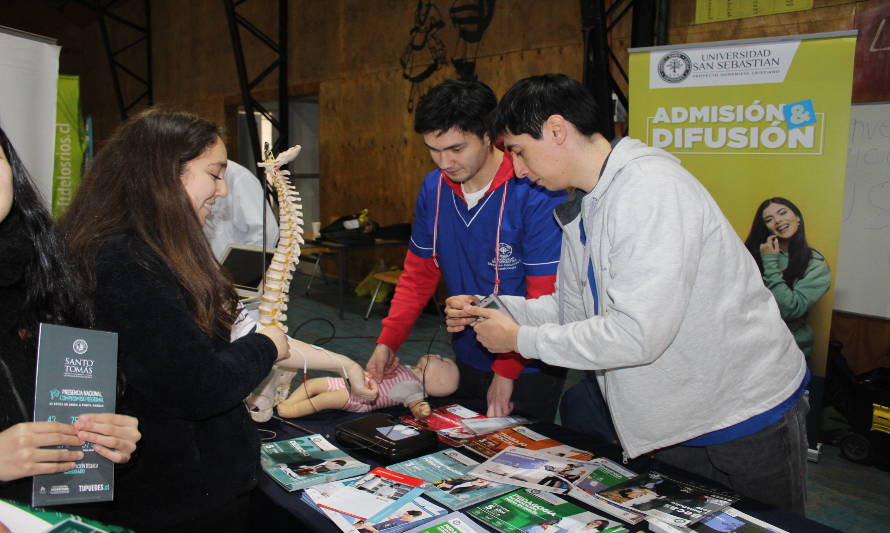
[204,160,280,260]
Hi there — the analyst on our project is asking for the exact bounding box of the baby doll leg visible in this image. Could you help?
[277,377,349,418]
[287,376,330,402]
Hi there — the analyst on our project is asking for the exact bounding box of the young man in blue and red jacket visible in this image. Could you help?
[365,79,567,421]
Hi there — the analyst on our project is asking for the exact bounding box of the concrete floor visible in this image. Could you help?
[283,270,890,532]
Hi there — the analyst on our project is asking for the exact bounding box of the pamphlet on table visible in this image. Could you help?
[403,511,488,533]
[308,467,427,523]
[303,487,447,533]
[567,457,644,524]
[387,449,514,509]
[693,507,789,533]
[647,506,789,533]
[463,425,594,461]
[596,470,739,528]
[400,404,486,445]
[467,489,628,533]
[0,498,131,532]
[260,434,370,491]
[468,447,597,494]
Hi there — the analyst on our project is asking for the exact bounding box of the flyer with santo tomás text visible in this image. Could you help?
[32,323,118,507]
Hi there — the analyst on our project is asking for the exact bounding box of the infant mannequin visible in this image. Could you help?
[277,354,459,419]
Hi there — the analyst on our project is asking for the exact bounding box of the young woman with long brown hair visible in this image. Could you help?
[60,109,288,532]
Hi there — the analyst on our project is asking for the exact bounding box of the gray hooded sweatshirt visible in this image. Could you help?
[502,138,807,459]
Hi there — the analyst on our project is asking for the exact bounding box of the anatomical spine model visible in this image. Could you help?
[245,145,305,422]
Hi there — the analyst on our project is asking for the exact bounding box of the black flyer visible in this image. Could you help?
[32,323,118,507]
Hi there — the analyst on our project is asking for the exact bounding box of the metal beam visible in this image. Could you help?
[631,0,656,48]
[580,0,614,139]
[580,0,669,138]
[223,0,290,168]
[78,0,153,121]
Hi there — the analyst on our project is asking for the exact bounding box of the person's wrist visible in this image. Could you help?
[509,323,520,352]
[376,343,393,357]
[516,326,541,359]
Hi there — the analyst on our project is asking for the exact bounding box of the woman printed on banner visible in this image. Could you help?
[744,197,831,362]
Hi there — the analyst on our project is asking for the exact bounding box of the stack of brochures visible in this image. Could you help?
[468,446,599,495]
[403,511,487,533]
[468,488,629,533]
[0,498,130,533]
[260,434,370,491]
[647,507,789,533]
[399,404,531,446]
[302,468,447,533]
[387,449,514,509]
[463,425,595,461]
[567,457,645,524]
[400,404,487,445]
[464,439,744,531]
[594,470,740,529]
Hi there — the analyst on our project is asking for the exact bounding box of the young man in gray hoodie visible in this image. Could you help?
[444,74,810,514]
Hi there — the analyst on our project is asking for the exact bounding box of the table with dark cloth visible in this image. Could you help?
[248,406,841,533]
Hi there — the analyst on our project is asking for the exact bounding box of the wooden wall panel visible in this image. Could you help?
[830,312,890,374]
[668,0,857,44]
[317,40,585,282]
[21,0,881,318]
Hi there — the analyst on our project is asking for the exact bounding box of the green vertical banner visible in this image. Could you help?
[52,74,86,218]
[628,32,856,444]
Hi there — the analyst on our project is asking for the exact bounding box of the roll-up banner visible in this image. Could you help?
[0,27,60,207]
[628,31,857,444]
[52,75,85,218]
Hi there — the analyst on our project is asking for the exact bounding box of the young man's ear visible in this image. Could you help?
[544,115,568,145]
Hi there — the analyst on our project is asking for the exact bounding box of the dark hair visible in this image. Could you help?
[406,510,423,517]
[490,74,601,139]
[744,197,813,285]
[414,79,497,138]
[60,108,238,335]
[0,126,90,332]
[618,488,638,498]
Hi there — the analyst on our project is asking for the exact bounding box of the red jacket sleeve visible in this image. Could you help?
[377,250,441,353]
[490,273,557,379]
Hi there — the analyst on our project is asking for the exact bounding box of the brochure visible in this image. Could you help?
[387,449,514,509]
[694,507,789,533]
[0,498,131,532]
[468,489,628,533]
[403,511,488,533]
[310,467,427,523]
[463,426,594,461]
[596,471,739,528]
[303,489,448,533]
[400,404,486,445]
[260,434,370,491]
[566,458,644,524]
[459,416,530,436]
[32,324,118,507]
[648,506,790,533]
[468,447,597,494]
